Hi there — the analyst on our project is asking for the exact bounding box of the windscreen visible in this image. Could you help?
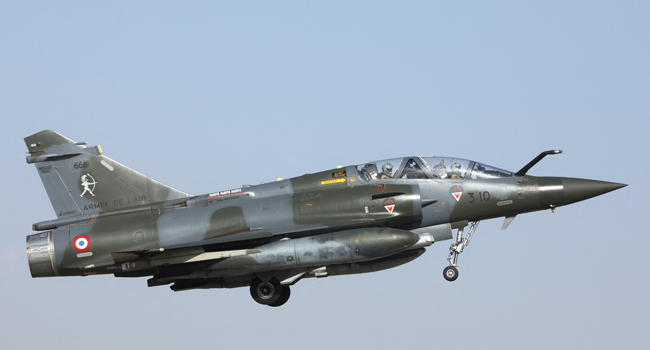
[470,162,513,179]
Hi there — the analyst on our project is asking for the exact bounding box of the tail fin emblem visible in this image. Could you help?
[80,174,98,197]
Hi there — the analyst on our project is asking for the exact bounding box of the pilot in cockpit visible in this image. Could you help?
[379,163,394,179]
[359,163,379,181]
[432,160,449,178]
[449,162,463,179]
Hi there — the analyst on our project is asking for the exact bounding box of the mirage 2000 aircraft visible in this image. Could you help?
[24,130,626,307]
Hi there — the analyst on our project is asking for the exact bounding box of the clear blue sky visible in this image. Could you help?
[1,2,648,349]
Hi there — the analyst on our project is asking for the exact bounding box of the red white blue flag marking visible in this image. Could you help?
[73,235,91,252]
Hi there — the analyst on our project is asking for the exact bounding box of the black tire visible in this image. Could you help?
[268,285,291,307]
[250,277,282,305]
[443,266,459,281]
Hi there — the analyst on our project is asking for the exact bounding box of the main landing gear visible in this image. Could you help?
[444,221,480,282]
[250,277,291,307]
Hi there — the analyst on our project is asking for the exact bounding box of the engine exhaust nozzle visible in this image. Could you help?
[26,231,58,277]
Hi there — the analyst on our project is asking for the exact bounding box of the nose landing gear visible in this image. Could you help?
[444,221,480,281]
[443,266,458,281]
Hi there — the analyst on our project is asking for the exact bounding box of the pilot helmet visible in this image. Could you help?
[451,162,461,170]
[382,163,393,173]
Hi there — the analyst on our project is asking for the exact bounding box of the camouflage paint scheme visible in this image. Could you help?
[24,131,626,306]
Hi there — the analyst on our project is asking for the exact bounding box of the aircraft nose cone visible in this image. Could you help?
[538,177,627,208]
[562,178,627,204]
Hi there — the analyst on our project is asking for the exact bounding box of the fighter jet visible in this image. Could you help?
[24,130,626,307]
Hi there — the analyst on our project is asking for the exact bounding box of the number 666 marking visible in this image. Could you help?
[73,162,88,169]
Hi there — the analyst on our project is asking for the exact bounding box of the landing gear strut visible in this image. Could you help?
[444,221,480,281]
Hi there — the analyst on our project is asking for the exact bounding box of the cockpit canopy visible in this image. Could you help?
[355,157,513,181]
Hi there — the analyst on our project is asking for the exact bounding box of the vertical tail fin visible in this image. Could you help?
[25,130,191,218]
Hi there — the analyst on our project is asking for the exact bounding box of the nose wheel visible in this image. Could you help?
[443,266,458,281]
[444,221,480,282]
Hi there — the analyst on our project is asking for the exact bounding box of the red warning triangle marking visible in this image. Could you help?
[452,192,462,201]
[384,205,395,214]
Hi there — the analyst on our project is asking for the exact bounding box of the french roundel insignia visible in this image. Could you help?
[73,235,91,252]
[450,186,463,202]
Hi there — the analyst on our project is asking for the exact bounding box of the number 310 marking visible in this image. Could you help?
[468,191,490,203]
